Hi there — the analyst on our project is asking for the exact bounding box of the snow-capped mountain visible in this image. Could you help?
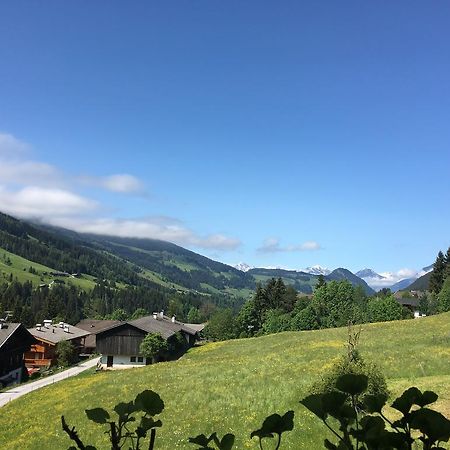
[301,265,332,276]
[355,268,385,280]
[233,262,254,272]
[358,264,433,292]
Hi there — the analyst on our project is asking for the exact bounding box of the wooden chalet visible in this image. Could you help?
[24,321,90,368]
[96,313,199,369]
[0,321,35,387]
[76,319,122,353]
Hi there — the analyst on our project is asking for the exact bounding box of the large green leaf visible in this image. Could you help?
[85,408,110,424]
[410,408,450,442]
[134,390,164,415]
[391,387,421,415]
[301,394,327,420]
[113,401,136,419]
[218,433,235,450]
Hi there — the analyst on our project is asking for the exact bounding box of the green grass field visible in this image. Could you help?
[0,313,449,449]
[0,247,97,290]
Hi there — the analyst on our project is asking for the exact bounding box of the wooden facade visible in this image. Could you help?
[0,323,35,387]
[95,316,199,369]
[24,341,56,368]
[96,323,146,356]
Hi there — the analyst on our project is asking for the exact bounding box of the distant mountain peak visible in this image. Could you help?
[302,265,331,276]
[355,268,385,280]
[233,262,253,272]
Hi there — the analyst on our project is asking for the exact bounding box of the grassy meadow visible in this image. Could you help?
[0,313,449,449]
[0,247,97,290]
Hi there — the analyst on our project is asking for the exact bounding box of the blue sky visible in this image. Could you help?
[0,1,449,279]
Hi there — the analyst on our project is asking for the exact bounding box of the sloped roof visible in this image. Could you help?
[130,315,198,337]
[0,323,21,348]
[76,319,122,334]
[28,324,90,344]
[0,323,35,352]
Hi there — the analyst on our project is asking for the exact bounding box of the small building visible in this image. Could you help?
[24,321,90,368]
[96,314,199,369]
[76,319,122,353]
[396,297,425,318]
[0,321,36,387]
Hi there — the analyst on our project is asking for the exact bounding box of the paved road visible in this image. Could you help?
[0,357,100,407]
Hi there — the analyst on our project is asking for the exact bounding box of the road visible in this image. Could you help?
[0,357,100,407]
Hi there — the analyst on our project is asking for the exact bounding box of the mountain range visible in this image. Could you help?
[0,212,428,301]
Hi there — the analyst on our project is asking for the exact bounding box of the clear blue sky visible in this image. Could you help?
[0,1,449,277]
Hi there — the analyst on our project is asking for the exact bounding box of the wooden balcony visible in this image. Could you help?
[24,358,53,368]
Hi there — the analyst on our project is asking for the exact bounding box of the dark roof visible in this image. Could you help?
[94,315,199,341]
[184,323,206,332]
[76,320,122,349]
[396,297,420,307]
[130,315,198,337]
[0,323,35,351]
[28,324,90,344]
[76,319,122,334]
[0,323,21,348]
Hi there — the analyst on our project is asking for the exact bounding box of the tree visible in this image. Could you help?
[429,250,446,294]
[290,305,319,331]
[235,299,260,337]
[131,308,148,320]
[56,340,78,367]
[139,333,168,363]
[367,295,407,322]
[187,306,202,324]
[204,309,236,341]
[315,274,326,290]
[438,277,450,313]
[261,309,291,335]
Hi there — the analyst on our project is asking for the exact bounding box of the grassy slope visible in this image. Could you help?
[0,247,96,290]
[0,313,449,450]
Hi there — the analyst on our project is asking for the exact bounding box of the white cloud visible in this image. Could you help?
[0,132,241,252]
[0,160,62,186]
[0,132,30,156]
[48,216,241,251]
[0,186,97,217]
[257,237,321,253]
[362,268,426,290]
[101,174,144,193]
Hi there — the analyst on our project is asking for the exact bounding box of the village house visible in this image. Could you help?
[0,320,35,387]
[24,321,90,368]
[95,313,199,369]
[76,319,122,353]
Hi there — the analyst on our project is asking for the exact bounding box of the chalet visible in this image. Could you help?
[396,297,426,318]
[24,321,90,368]
[96,313,199,369]
[76,319,122,353]
[0,321,35,387]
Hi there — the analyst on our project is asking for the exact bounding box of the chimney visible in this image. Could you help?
[152,312,158,320]
[43,319,52,328]
[160,310,164,318]
[63,325,69,333]
[59,322,64,328]
[36,323,42,331]
[171,315,176,323]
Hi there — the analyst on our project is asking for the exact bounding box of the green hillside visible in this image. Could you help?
[407,271,432,291]
[1,313,449,449]
[249,268,317,293]
[0,247,97,290]
[81,234,255,298]
[248,267,375,295]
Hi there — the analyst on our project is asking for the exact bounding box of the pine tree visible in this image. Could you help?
[429,251,446,294]
[444,247,450,279]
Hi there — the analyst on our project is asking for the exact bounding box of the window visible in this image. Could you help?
[137,356,144,363]
[130,356,136,362]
